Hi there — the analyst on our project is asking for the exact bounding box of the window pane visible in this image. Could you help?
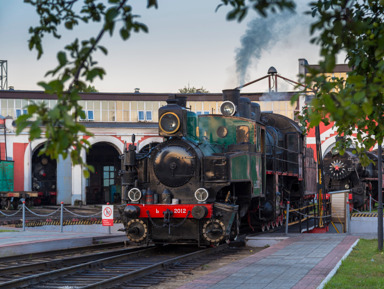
[110,172,114,178]
[88,111,94,120]
[138,111,144,121]
[104,172,109,178]
[104,180,109,186]
[146,111,152,121]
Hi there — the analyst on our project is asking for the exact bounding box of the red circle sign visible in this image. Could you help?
[103,207,112,218]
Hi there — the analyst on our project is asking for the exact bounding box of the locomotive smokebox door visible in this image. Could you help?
[159,96,187,137]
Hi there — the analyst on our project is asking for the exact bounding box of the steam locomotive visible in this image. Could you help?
[31,153,57,205]
[0,153,56,209]
[323,148,384,209]
[118,89,316,246]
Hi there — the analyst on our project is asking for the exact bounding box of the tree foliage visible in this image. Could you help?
[19,0,153,176]
[296,0,384,163]
[178,86,209,93]
[17,0,295,176]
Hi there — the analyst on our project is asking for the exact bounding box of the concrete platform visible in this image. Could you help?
[246,235,289,247]
[0,226,362,288]
[0,225,127,257]
[179,234,359,289]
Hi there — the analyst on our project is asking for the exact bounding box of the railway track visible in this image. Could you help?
[0,241,131,267]
[0,242,239,289]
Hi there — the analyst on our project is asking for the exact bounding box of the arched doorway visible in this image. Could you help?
[86,142,120,204]
[31,146,57,205]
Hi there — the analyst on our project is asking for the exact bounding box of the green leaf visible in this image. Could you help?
[27,104,39,114]
[57,51,67,66]
[120,27,129,40]
[106,7,118,22]
[98,45,108,55]
[65,21,73,29]
[362,101,373,115]
[147,0,158,8]
[353,91,365,102]
[29,122,42,139]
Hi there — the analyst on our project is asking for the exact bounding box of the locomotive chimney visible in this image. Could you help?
[222,89,240,106]
[175,95,187,108]
[167,94,187,108]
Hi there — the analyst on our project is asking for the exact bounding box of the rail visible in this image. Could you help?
[0,202,104,232]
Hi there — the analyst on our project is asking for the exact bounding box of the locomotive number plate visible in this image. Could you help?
[134,204,213,219]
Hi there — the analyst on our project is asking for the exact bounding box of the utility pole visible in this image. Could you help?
[315,125,326,227]
[0,60,8,90]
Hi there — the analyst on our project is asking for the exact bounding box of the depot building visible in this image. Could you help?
[0,89,303,205]
[0,59,351,205]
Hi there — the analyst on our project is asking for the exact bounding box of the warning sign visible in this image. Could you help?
[102,205,114,226]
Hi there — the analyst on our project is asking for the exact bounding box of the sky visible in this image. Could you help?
[0,0,341,94]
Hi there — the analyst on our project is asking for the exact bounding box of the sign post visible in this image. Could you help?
[102,204,114,234]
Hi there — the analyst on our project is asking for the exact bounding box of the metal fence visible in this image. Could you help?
[0,202,103,232]
[285,200,332,234]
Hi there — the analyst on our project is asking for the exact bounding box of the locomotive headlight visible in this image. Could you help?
[194,188,209,203]
[220,101,236,116]
[345,184,350,189]
[128,188,142,203]
[159,112,181,134]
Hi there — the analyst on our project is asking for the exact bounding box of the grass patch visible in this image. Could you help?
[0,230,17,232]
[324,239,384,288]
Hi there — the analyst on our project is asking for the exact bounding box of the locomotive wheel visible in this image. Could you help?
[202,219,226,243]
[126,219,148,243]
[261,224,266,232]
[271,222,275,229]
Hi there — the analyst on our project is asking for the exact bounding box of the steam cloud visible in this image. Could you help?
[235,10,296,87]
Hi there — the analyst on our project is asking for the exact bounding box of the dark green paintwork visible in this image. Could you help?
[193,115,262,196]
[230,154,249,179]
[198,115,255,148]
[186,111,198,140]
[0,161,14,191]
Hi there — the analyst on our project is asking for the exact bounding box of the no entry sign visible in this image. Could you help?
[102,205,114,226]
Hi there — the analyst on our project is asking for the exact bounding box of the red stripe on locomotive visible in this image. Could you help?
[128,204,213,218]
